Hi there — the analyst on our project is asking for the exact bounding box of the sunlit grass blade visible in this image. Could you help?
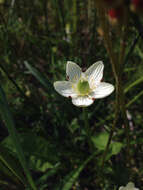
[0,161,23,187]
[0,86,37,190]
[126,90,143,108]
[0,144,27,185]
[52,0,65,33]
[24,61,53,92]
[124,76,143,93]
[73,0,77,34]
[136,45,143,59]
[57,151,98,190]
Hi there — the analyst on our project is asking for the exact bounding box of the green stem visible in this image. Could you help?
[101,80,120,168]
[96,5,120,169]
[83,107,89,135]
[57,0,66,34]
[96,5,118,81]
[43,0,49,30]
[118,24,131,166]
[124,33,140,65]
[82,107,92,151]
[88,0,92,20]
[120,86,131,166]
[73,0,77,34]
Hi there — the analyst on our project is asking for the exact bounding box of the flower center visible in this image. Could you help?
[77,80,90,95]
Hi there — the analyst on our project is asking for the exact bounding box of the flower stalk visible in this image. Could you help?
[96,2,131,168]
[82,107,92,150]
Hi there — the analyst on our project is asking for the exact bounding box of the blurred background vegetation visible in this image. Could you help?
[0,0,143,189]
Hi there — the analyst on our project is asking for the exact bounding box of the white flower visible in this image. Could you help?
[119,182,139,190]
[54,61,114,107]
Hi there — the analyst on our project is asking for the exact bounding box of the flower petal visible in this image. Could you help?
[119,182,139,190]
[119,187,125,190]
[72,96,94,107]
[85,61,104,87]
[54,81,77,98]
[126,182,135,188]
[89,82,114,99]
[126,182,139,190]
[66,61,81,82]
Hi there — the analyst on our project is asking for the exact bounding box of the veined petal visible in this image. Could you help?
[72,96,94,107]
[126,182,139,190]
[54,81,77,98]
[89,82,114,99]
[86,61,104,88]
[119,182,139,190]
[66,61,81,82]
[126,182,135,189]
[119,187,125,190]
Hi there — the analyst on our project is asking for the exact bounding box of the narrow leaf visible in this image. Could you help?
[0,145,26,184]
[0,86,37,190]
[24,61,53,92]
[126,90,143,108]
[0,160,22,186]
[59,151,98,190]
[124,76,143,93]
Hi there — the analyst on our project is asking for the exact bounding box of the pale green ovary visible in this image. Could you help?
[74,79,91,96]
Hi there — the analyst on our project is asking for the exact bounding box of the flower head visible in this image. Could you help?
[119,182,139,190]
[131,0,143,8]
[130,0,143,13]
[54,61,114,107]
[108,6,124,25]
